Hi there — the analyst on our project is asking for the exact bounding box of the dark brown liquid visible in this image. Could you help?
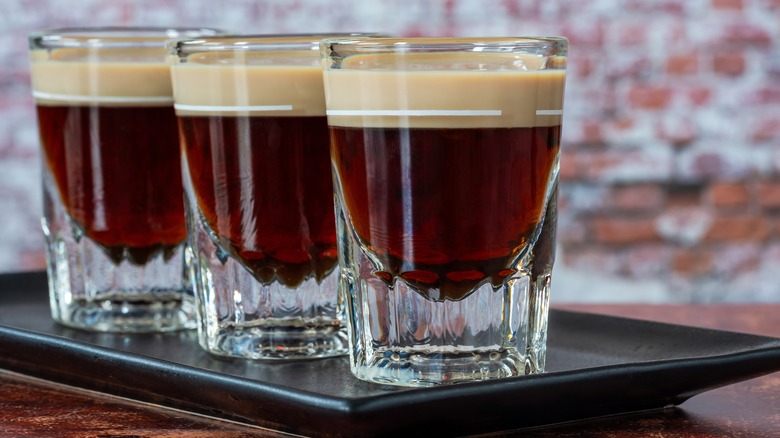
[178,115,337,287]
[330,125,560,301]
[36,104,186,265]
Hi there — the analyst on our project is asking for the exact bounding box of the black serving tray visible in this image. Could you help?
[0,271,779,437]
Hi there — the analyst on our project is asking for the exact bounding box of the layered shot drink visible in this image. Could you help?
[30,28,222,332]
[322,38,566,385]
[170,35,377,358]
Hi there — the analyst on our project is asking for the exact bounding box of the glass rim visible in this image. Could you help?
[169,33,386,56]
[30,27,225,49]
[322,36,568,51]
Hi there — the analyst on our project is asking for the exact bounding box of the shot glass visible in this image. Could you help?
[30,27,223,332]
[169,35,378,359]
[322,37,566,385]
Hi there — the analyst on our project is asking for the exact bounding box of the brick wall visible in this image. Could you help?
[555,0,780,302]
[1,0,779,302]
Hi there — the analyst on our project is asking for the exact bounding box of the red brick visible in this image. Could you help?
[613,22,648,46]
[611,117,635,132]
[712,0,744,9]
[567,119,604,146]
[707,181,752,209]
[501,0,535,17]
[559,151,582,181]
[744,86,780,105]
[676,145,757,181]
[666,188,704,209]
[661,1,686,14]
[628,85,674,110]
[704,214,772,242]
[623,0,686,14]
[666,52,699,75]
[590,217,661,245]
[580,120,604,144]
[609,184,666,212]
[604,116,652,143]
[751,117,780,141]
[570,54,596,79]
[720,22,772,47]
[757,181,780,209]
[685,87,713,106]
[672,248,714,276]
[561,21,606,48]
[713,52,746,76]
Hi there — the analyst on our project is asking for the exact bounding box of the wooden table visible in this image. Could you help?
[1,304,778,437]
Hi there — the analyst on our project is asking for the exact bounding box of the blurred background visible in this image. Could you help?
[1,0,779,302]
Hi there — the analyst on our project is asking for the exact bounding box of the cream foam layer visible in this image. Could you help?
[170,52,324,117]
[323,52,566,128]
[30,48,173,107]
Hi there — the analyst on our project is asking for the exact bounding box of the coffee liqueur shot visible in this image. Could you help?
[30,28,222,332]
[170,35,379,359]
[322,38,566,386]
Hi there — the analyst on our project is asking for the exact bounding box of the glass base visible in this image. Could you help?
[42,164,195,333]
[352,347,525,387]
[44,231,196,333]
[188,209,348,360]
[342,267,547,387]
[54,293,196,333]
[204,321,348,360]
[349,273,553,387]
